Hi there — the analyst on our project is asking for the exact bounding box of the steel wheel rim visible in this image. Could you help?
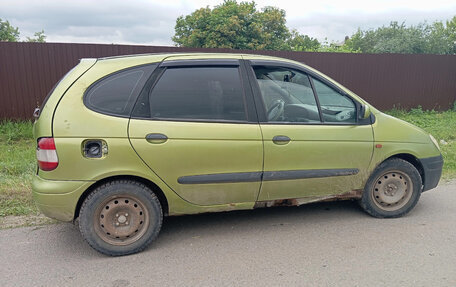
[94,195,149,246]
[371,170,413,211]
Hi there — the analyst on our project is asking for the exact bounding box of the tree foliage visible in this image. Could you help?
[286,29,320,51]
[344,19,455,54]
[172,0,360,53]
[26,30,46,43]
[173,1,455,55]
[0,19,20,42]
[173,0,291,50]
[446,16,456,53]
[0,19,46,43]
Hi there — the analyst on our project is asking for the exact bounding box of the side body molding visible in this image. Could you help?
[177,168,359,185]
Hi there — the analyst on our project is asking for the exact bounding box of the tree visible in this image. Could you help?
[286,29,320,51]
[173,2,455,54]
[0,19,46,43]
[344,20,455,55]
[426,21,452,54]
[0,19,20,42]
[26,30,46,43]
[172,0,291,50]
[345,22,423,53]
[446,16,456,53]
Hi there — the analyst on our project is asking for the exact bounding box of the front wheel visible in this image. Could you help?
[79,180,163,256]
[360,158,422,218]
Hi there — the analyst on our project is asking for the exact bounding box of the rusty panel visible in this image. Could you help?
[1,42,455,119]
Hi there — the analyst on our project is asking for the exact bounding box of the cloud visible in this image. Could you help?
[2,0,180,45]
[288,6,456,42]
[2,0,456,45]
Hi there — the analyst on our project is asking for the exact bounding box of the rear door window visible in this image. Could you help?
[148,66,247,121]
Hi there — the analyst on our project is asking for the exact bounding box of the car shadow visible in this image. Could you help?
[153,200,368,248]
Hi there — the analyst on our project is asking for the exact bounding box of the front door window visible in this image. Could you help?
[311,77,357,123]
[253,66,321,123]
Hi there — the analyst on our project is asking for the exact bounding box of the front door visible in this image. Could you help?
[247,62,374,201]
[129,58,263,205]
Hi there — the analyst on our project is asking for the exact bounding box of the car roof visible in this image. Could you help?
[88,52,290,63]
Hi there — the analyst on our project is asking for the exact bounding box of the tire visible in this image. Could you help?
[79,180,163,256]
[360,158,422,218]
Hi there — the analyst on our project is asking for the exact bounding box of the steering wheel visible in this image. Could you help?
[267,99,285,121]
[335,109,354,122]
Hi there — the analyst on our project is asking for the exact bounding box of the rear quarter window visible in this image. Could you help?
[84,64,157,117]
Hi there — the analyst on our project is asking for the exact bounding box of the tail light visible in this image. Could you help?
[37,137,59,171]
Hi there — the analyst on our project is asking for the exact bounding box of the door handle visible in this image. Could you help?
[272,135,290,145]
[146,133,168,144]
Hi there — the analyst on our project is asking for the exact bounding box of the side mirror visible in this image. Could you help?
[358,104,371,120]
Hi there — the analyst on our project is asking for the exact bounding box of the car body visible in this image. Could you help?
[32,53,443,255]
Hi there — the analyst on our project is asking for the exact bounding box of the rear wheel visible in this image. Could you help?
[360,158,422,218]
[79,180,162,256]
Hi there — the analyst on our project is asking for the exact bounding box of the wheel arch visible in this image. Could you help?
[74,175,169,220]
[384,153,424,185]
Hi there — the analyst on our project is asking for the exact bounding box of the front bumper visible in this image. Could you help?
[420,155,444,192]
[32,175,94,221]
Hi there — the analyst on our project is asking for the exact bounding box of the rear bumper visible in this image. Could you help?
[32,175,94,222]
[420,155,443,192]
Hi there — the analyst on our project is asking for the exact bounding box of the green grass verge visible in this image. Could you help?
[0,108,455,217]
[0,121,38,216]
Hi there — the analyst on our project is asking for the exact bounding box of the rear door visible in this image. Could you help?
[128,57,263,205]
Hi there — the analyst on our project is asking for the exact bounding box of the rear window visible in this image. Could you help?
[84,64,156,117]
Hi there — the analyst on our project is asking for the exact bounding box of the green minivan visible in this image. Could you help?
[33,53,443,255]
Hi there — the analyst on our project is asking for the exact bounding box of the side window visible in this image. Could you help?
[311,78,357,123]
[253,66,320,123]
[84,65,156,116]
[148,67,247,121]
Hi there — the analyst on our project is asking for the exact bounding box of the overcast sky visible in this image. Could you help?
[2,0,456,46]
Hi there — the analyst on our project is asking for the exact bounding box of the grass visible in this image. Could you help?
[0,108,455,217]
[0,121,38,217]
